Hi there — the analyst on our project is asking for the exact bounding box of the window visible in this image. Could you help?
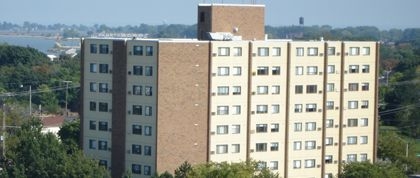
[349,65,359,73]
[90,44,97,53]
[89,121,96,130]
[133,85,142,95]
[133,125,142,135]
[99,83,108,93]
[258,47,269,56]
[257,86,268,94]
[348,118,358,127]
[293,160,301,169]
[132,144,142,155]
[144,126,152,136]
[326,119,334,128]
[326,101,334,110]
[327,83,335,92]
[295,85,303,94]
[257,162,267,169]
[293,141,302,150]
[90,82,97,92]
[305,141,316,150]
[361,83,369,91]
[233,47,242,56]
[232,67,241,76]
[98,140,108,150]
[146,46,153,56]
[272,47,281,56]
[217,86,229,95]
[361,100,369,109]
[231,144,240,153]
[272,104,280,114]
[200,11,205,22]
[294,104,303,113]
[133,105,142,115]
[362,65,370,73]
[232,86,241,95]
[218,47,230,56]
[144,165,151,176]
[99,160,108,167]
[132,164,141,174]
[89,139,96,149]
[294,122,302,131]
[327,65,335,74]
[360,118,368,127]
[307,47,318,56]
[256,124,268,133]
[256,105,268,114]
[271,124,279,132]
[218,67,229,76]
[348,101,358,109]
[270,161,279,170]
[305,122,316,131]
[99,64,109,73]
[133,45,143,55]
[347,154,357,162]
[306,85,317,94]
[144,145,152,156]
[217,106,229,115]
[217,125,228,134]
[98,102,108,112]
[89,101,96,111]
[229,105,240,115]
[256,143,267,152]
[99,44,109,54]
[98,121,108,131]
[231,125,240,134]
[327,47,335,56]
[296,47,304,56]
[271,85,280,94]
[362,47,370,55]
[216,144,228,154]
[348,83,359,91]
[270,142,279,151]
[145,66,153,76]
[360,154,368,161]
[305,159,315,168]
[272,66,281,75]
[306,103,317,112]
[145,106,152,116]
[347,136,357,145]
[349,47,360,56]
[307,66,318,75]
[145,86,152,96]
[295,66,304,75]
[360,136,368,144]
[133,66,143,75]
[90,63,97,73]
[325,137,333,146]
[257,66,269,75]
[325,155,333,164]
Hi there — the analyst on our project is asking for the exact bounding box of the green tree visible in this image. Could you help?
[174,161,192,178]
[33,84,60,113]
[339,162,406,178]
[57,119,80,152]
[1,118,109,178]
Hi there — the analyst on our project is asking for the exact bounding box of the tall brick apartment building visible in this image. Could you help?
[81,3,378,178]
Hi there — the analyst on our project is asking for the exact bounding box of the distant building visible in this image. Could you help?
[81,3,379,178]
[41,115,64,135]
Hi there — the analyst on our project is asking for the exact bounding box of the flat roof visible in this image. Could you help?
[198,3,265,7]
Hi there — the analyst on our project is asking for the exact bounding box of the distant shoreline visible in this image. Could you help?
[0,33,57,40]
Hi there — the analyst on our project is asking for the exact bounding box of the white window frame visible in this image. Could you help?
[326,119,334,128]
[327,83,335,92]
[305,122,316,131]
[272,104,280,114]
[307,47,318,56]
[293,141,302,150]
[295,66,303,75]
[305,159,315,168]
[271,85,280,94]
[272,47,281,56]
[362,47,370,55]
[232,86,241,95]
[232,66,242,76]
[216,144,228,154]
[256,105,268,114]
[217,125,229,134]
[231,144,240,153]
[360,118,368,127]
[257,86,269,94]
[218,67,229,76]
[360,136,368,144]
[305,141,316,150]
[325,137,333,146]
[231,125,240,134]
[293,160,301,169]
[232,105,241,115]
[217,86,229,95]
[347,136,357,145]
[349,47,360,56]
[233,47,242,56]
[348,101,358,109]
[258,47,269,56]
[218,47,230,56]
[217,106,229,115]
[327,65,335,74]
[307,66,318,75]
[296,47,304,56]
[294,122,302,132]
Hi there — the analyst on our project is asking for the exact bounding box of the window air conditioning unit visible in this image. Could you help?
[212,53,217,57]
[129,51,132,55]
[211,112,216,115]
[318,109,322,112]
[128,71,132,75]
[336,52,341,56]
[109,70,112,74]
[210,151,215,154]
[319,53,324,57]
[210,131,215,135]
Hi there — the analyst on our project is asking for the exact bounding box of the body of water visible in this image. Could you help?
[0,35,80,55]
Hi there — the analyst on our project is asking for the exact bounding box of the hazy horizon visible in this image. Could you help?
[1,0,420,30]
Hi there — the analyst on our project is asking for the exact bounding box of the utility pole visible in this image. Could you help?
[2,104,5,158]
[29,85,31,117]
[63,81,72,117]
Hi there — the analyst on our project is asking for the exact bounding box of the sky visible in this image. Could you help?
[1,0,419,30]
